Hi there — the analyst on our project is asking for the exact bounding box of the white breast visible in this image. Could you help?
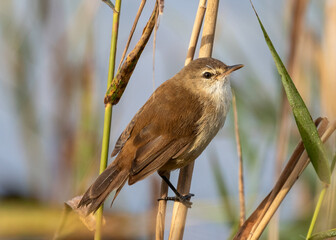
[188,79,232,156]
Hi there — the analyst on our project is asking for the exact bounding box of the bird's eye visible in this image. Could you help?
[203,72,213,79]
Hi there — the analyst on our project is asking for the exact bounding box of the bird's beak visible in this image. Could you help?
[226,64,244,75]
[217,64,244,80]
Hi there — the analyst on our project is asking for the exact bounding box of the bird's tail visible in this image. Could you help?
[78,162,128,215]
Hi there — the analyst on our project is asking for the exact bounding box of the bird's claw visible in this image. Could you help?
[158,193,194,208]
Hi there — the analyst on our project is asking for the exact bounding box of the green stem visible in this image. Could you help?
[95,1,122,240]
[94,104,112,240]
[306,186,327,239]
[306,154,336,239]
[107,0,122,87]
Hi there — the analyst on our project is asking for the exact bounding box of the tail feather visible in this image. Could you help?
[78,163,129,214]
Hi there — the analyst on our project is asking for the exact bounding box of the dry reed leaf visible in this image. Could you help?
[234,118,334,240]
[104,1,159,105]
[102,0,117,13]
[117,0,147,70]
[65,195,105,231]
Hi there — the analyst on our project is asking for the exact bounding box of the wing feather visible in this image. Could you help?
[128,137,191,185]
[111,106,145,157]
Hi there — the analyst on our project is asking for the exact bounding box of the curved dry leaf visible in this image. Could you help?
[104,1,159,105]
[65,195,105,231]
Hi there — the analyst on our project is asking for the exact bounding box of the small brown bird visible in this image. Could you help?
[78,57,243,214]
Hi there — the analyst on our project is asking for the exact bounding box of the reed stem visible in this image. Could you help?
[94,1,122,239]
[168,0,219,239]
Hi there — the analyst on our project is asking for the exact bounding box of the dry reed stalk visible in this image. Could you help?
[235,118,325,239]
[168,0,219,239]
[233,92,246,226]
[168,165,195,240]
[198,0,218,58]
[152,1,160,90]
[149,177,160,239]
[117,0,147,70]
[252,120,336,240]
[319,0,336,119]
[156,171,170,240]
[234,118,336,240]
[249,118,328,238]
[269,1,308,238]
[155,1,207,239]
[185,0,207,64]
[104,1,159,105]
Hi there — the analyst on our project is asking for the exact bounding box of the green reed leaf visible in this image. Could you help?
[249,1,330,184]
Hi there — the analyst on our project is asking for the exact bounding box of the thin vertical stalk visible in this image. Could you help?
[185,0,207,65]
[306,154,336,239]
[319,0,336,120]
[95,1,122,240]
[198,0,219,58]
[156,172,170,240]
[306,186,327,239]
[117,0,146,70]
[232,92,246,226]
[168,0,219,239]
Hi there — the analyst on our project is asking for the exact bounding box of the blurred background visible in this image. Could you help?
[0,0,335,239]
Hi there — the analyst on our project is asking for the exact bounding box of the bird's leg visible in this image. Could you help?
[157,172,194,208]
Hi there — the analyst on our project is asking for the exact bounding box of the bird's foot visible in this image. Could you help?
[158,193,194,208]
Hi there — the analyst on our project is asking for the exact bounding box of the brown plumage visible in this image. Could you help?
[78,58,243,214]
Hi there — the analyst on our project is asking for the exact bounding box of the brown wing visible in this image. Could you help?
[114,79,203,185]
[128,132,192,184]
[111,105,145,157]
